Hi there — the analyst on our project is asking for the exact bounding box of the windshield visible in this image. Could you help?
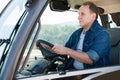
[0,0,11,15]
[0,0,26,62]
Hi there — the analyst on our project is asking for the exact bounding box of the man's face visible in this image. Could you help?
[78,5,95,28]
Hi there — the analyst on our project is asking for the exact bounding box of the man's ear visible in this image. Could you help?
[92,13,96,19]
[91,13,96,20]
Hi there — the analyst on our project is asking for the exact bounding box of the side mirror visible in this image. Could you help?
[49,0,70,12]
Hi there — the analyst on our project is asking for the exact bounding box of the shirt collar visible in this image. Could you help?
[76,20,99,36]
[88,20,99,32]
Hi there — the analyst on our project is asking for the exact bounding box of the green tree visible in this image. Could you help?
[38,24,79,45]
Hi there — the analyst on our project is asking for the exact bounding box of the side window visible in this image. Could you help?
[17,5,80,79]
[39,6,79,45]
[18,22,41,74]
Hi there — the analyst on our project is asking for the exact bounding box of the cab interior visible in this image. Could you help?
[50,0,120,66]
[17,0,120,79]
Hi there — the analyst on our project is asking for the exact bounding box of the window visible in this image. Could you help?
[39,6,79,45]
[16,5,80,79]
[0,0,26,70]
[0,0,11,14]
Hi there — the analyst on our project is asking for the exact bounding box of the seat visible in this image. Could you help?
[107,28,120,66]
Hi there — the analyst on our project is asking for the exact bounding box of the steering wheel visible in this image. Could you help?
[36,39,60,60]
[36,39,68,71]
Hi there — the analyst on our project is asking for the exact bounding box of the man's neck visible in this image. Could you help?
[83,24,91,32]
[83,20,95,31]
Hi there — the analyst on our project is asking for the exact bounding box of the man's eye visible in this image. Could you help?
[81,13,84,15]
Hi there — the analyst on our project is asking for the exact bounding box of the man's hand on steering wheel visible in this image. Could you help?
[36,39,68,59]
[52,45,68,55]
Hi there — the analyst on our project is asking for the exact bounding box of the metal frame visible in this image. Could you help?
[0,0,49,80]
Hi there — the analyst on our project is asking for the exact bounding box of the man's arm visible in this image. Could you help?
[52,45,93,65]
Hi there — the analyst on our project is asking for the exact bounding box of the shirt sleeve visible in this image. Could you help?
[86,30,110,64]
[87,49,100,63]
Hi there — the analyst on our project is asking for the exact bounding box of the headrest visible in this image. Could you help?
[108,28,120,47]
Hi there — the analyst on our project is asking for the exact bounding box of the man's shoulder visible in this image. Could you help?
[90,21,109,37]
[92,21,107,33]
[94,26,110,39]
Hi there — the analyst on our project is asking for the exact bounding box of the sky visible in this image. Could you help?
[41,6,79,25]
[40,6,116,27]
[0,0,10,13]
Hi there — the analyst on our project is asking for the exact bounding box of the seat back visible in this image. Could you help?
[108,28,120,66]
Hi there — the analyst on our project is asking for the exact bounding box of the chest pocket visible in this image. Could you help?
[83,33,96,51]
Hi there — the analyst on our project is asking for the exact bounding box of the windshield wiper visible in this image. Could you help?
[0,39,10,46]
[0,10,27,71]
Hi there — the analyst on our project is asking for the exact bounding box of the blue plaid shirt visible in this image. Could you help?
[65,20,111,69]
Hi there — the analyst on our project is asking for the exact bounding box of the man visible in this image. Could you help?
[52,1,110,70]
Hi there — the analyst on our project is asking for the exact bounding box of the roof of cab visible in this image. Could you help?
[68,0,120,14]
